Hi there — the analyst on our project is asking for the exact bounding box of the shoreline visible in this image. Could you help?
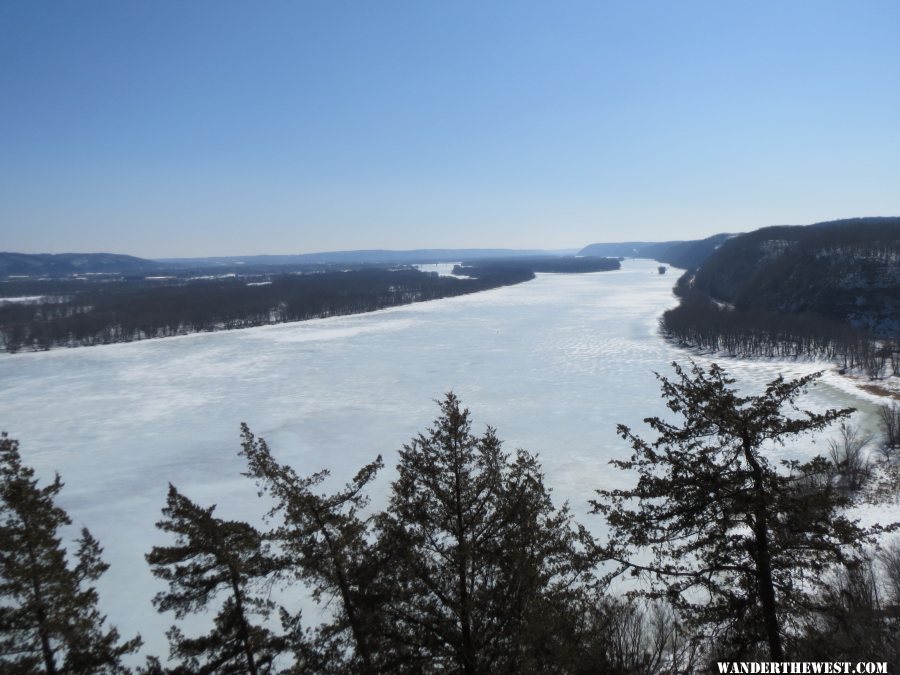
[661,339,900,406]
[837,372,900,402]
[0,272,536,356]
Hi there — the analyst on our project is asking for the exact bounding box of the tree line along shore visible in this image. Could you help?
[0,257,621,354]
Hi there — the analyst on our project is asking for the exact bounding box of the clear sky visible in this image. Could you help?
[2,1,899,258]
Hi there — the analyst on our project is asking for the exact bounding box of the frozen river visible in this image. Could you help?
[0,258,879,661]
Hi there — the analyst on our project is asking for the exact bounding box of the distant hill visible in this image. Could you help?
[0,248,580,279]
[689,217,900,336]
[578,233,734,270]
[157,248,578,267]
[0,252,163,278]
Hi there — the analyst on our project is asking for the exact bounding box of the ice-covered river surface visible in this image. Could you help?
[0,259,883,661]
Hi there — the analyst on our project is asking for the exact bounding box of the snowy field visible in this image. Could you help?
[0,258,883,662]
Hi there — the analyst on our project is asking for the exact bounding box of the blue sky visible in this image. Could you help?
[2,1,899,257]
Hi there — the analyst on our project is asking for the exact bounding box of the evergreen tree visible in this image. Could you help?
[239,425,383,674]
[0,433,140,673]
[146,484,285,674]
[592,362,886,660]
[374,393,599,674]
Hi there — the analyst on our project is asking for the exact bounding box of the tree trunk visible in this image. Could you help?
[229,574,259,675]
[313,508,376,673]
[452,445,477,675]
[743,437,785,660]
[23,524,58,675]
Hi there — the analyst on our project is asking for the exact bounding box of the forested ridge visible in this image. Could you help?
[2,364,899,673]
[578,233,733,271]
[157,248,565,268]
[0,268,534,353]
[453,255,620,275]
[661,218,900,376]
[0,252,163,277]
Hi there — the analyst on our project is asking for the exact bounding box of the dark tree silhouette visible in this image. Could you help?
[374,393,599,674]
[0,434,140,673]
[592,363,885,660]
[146,484,286,674]
[239,426,384,674]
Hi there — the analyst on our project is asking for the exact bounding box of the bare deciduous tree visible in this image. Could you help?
[827,422,873,491]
